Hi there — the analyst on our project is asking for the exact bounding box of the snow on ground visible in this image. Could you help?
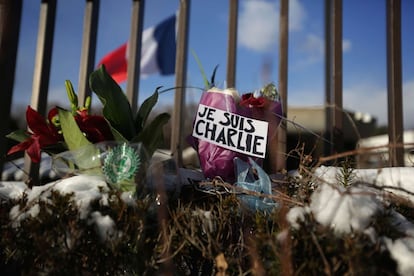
[1,175,117,238]
[314,166,414,202]
[1,166,414,275]
[287,166,414,276]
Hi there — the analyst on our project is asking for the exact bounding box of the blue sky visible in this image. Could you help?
[12,0,414,128]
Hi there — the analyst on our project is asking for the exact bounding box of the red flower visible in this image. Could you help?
[7,106,63,163]
[75,110,114,143]
[239,93,266,108]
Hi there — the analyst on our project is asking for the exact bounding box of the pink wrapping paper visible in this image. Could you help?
[192,88,244,183]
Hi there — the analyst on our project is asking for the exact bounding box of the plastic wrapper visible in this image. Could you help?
[52,141,148,192]
[234,157,277,212]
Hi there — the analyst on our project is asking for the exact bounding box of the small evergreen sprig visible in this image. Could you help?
[337,159,356,187]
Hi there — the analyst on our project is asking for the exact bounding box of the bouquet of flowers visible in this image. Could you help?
[6,66,170,192]
[191,83,282,183]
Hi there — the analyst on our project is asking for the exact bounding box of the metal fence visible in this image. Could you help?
[0,0,406,182]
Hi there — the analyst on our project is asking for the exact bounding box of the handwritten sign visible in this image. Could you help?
[192,104,268,158]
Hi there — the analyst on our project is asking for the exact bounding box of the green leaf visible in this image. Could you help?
[6,129,30,143]
[210,65,219,88]
[132,113,170,157]
[109,123,128,142]
[135,89,160,133]
[89,65,135,140]
[191,49,210,89]
[65,80,78,115]
[192,50,219,89]
[58,108,100,171]
[58,108,91,151]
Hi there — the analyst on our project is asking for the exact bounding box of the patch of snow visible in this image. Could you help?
[29,203,40,218]
[384,237,414,276]
[303,166,414,275]
[121,191,136,206]
[314,166,414,202]
[2,175,109,224]
[3,175,114,240]
[363,227,377,244]
[310,182,382,234]
[286,206,309,229]
[89,211,116,241]
[47,175,108,219]
[0,181,27,200]
[100,193,109,206]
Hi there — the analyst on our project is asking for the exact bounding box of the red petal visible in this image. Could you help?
[76,109,89,118]
[240,93,266,108]
[26,136,42,163]
[7,139,33,156]
[26,106,50,135]
[76,115,113,143]
[241,93,253,101]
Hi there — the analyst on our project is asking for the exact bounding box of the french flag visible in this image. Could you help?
[97,14,176,83]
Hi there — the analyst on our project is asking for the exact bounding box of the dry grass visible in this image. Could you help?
[1,143,413,275]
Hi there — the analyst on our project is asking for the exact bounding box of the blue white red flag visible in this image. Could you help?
[97,14,176,83]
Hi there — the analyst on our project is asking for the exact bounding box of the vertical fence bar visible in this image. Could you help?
[386,0,404,167]
[275,0,288,172]
[24,0,57,184]
[277,5,291,274]
[126,0,145,114]
[78,0,100,106]
[170,0,190,167]
[226,0,238,88]
[332,0,343,154]
[324,0,333,157]
[0,0,22,173]
[324,0,343,159]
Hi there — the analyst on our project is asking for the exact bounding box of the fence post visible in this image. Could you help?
[0,0,22,174]
[324,0,333,157]
[275,0,288,173]
[24,0,57,184]
[171,0,190,167]
[332,0,343,154]
[126,0,145,114]
[386,0,404,167]
[78,0,100,106]
[226,0,238,88]
[324,0,343,159]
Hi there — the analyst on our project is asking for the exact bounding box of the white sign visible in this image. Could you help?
[192,104,268,158]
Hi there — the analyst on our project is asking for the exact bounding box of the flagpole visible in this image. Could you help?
[126,0,145,113]
[171,0,190,167]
